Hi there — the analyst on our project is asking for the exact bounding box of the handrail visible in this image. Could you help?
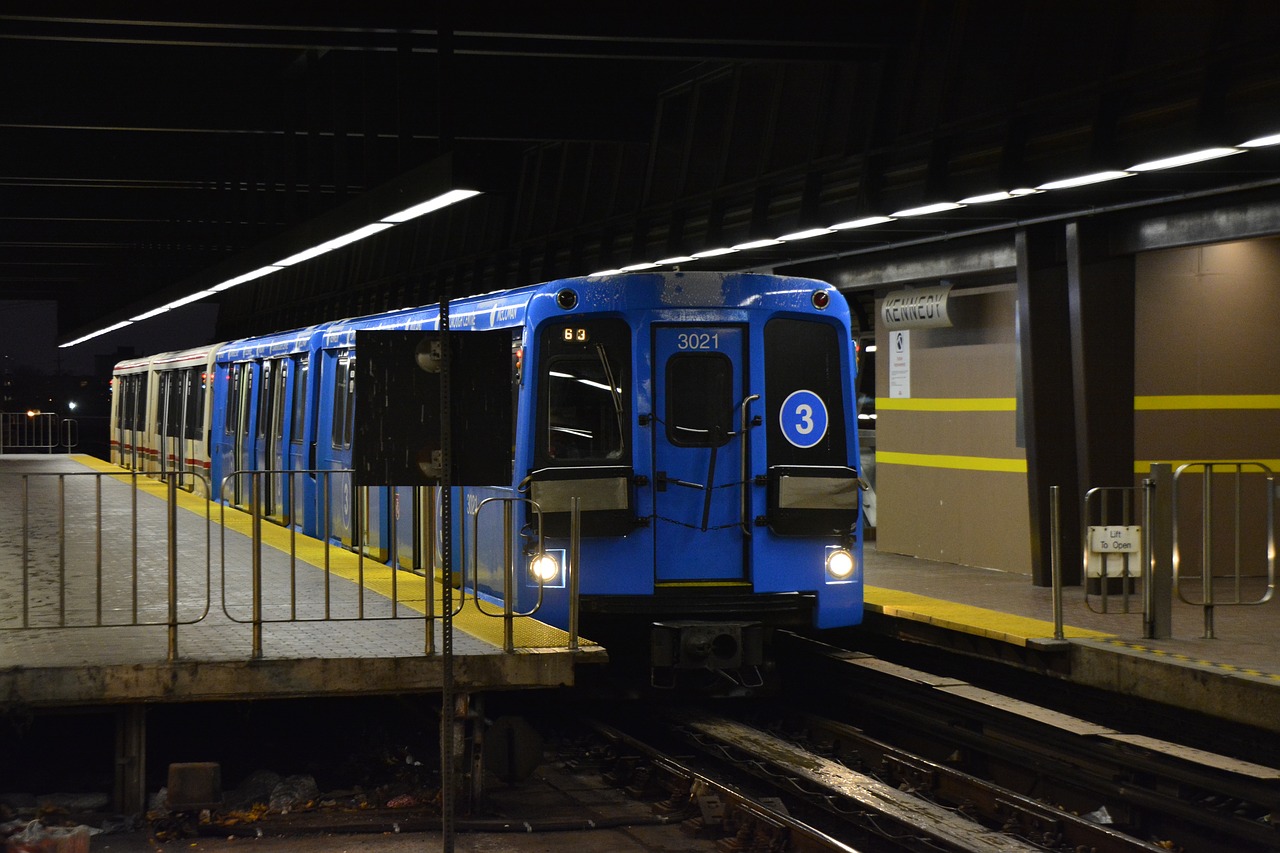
[1171,461,1276,638]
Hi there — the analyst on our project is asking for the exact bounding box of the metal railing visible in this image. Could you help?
[1,464,583,661]
[1172,462,1276,638]
[1052,461,1276,642]
[0,412,66,453]
[217,468,581,658]
[1081,484,1145,615]
[0,470,212,659]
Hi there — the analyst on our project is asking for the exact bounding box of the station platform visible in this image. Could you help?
[860,542,1280,732]
[0,454,606,710]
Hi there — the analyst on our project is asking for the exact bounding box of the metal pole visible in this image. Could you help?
[1050,485,1064,640]
[1202,466,1215,639]
[425,487,436,656]
[440,300,456,852]
[569,496,581,651]
[21,475,29,627]
[251,473,263,658]
[58,475,66,627]
[1142,476,1155,639]
[502,500,514,653]
[167,474,179,661]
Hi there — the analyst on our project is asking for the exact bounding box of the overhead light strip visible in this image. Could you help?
[591,132,1280,278]
[61,189,482,348]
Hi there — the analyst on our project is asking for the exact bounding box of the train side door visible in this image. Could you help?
[651,325,747,582]
[255,358,288,522]
[288,355,310,529]
[231,362,255,507]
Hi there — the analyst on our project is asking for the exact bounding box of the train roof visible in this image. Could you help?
[113,342,225,374]
[217,323,334,362]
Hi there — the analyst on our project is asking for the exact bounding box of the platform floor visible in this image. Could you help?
[0,455,605,708]
[862,539,1280,732]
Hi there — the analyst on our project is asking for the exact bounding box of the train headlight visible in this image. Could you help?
[825,547,856,582]
[529,552,561,584]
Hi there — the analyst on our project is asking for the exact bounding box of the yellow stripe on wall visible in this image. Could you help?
[1134,459,1280,474]
[878,450,1027,473]
[1135,395,1280,410]
[877,397,1017,412]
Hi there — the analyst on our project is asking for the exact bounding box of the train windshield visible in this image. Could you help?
[537,318,630,465]
[546,354,624,460]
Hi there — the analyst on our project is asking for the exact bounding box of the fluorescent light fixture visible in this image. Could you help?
[732,238,783,250]
[588,268,625,277]
[779,227,835,241]
[1127,147,1241,172]
[691,247,739,258]
[164,290,216,310]
[211,265,283,292]
[831,215,895,230]
[129,305,171,322]
[58,320,134,348]
[890,201,965,217]
[864,345,877,352]
[1036,170,1133,190]
[620,261,660,271]
[655,255,696,265]
[959,191,1014,204]
[1009,187,1041,196]
[381,189,482,223]
[1240,132,1280,148]
[275,222,395,266]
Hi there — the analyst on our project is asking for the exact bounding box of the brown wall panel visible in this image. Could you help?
[1135,237,1280,580]
[1136,410,1280,463]
[878,410,1021,460]
[873,284,1030,573]
[875,465,1032,572]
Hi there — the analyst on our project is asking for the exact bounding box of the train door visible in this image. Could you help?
[651,325,747,582]
[327,351,356,547]
[288,354,310,530]
[255,358,289,522]
[229,362,255,507]
[158,369,189,483]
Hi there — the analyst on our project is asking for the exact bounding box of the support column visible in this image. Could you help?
[114,704,146,814]
[1066,219,1136,498]
[1016,225,1081,585]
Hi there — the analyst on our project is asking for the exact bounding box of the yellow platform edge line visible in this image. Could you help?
[1134,458,1280,474]
[864,585,1113,644]
[68,455,586,651]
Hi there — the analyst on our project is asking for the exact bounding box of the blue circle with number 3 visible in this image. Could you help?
[779,389,828,448]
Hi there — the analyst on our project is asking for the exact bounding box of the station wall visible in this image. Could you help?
[1135,237,1280,577]
[873,285,1032,573]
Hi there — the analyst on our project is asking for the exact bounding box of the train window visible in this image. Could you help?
[237,364,253,439]
[134,376,148,432]
[536,318,629,467]
[764,318,847,467]
[224,367,238,436]
[544,355,624,461]
[331,353,355,449]
[665,353,733,447]
[257,360,274,440]
[290,356,308,445]
[185,367,203,441]
[164,371,182,438]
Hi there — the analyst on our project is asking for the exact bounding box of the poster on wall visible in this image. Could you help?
[888,329,910,398]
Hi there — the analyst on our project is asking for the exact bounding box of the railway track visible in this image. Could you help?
[576,633,1280,852]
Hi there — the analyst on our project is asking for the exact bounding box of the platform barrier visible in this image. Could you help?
[0,464,582,661]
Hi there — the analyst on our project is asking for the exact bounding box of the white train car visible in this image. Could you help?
[110,343,222,495]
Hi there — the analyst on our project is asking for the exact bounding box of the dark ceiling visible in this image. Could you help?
[5,2,1280,350]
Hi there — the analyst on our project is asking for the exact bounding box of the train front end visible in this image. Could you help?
[517,271,863,689]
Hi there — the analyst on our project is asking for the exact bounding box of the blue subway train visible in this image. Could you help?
[111,271,864,686]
